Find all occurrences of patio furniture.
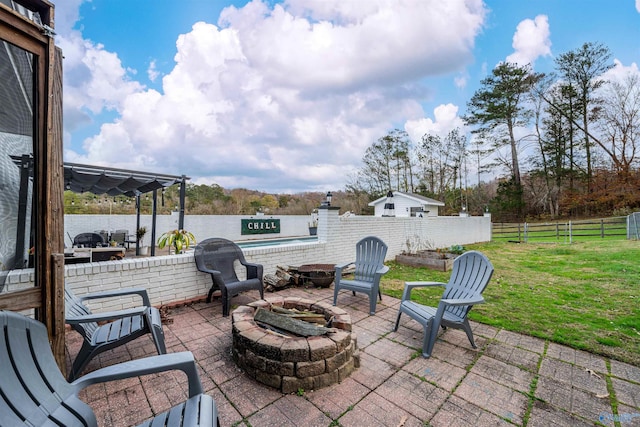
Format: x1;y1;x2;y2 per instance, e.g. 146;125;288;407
124;234;138;249
194;237;264;316
95;229;110;243
0;310;219;427
110;229;128;247
73;232;106;248
333;236;389;315
393;250;494;358
65;287;166;381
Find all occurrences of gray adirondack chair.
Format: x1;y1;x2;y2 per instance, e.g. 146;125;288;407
194;237;264;316
65;287;166;381
0;310;219;427
333;236;389;315
393;250;494;357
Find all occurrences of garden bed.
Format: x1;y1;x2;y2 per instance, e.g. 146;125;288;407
395;250;458;271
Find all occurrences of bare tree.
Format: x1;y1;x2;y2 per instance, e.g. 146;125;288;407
356;129;415;196
596;73;640;179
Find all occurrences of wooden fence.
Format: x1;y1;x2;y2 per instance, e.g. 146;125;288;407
492;216;630;243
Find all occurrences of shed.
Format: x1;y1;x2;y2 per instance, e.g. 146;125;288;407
368;191;444;217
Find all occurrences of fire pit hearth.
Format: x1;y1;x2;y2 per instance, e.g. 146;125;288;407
231;297;358;393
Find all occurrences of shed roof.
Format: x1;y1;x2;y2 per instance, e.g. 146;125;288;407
368;191;444;207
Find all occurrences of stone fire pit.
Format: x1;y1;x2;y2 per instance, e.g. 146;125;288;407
231;296;358;393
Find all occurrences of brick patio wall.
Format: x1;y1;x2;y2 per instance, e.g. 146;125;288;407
5;211;491;311
64;213;314;246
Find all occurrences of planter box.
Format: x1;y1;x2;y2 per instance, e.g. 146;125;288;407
395;253;454;271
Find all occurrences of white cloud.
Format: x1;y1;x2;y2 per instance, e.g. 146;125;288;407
505;15;551;66
601;59;640;84
454;74;468;89
405;104;465;143
636;0;640;13
147;60;160;82
59;0;487;192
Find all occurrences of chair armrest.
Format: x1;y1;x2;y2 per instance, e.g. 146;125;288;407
433;296;485;327
335;262;353;271
334;262;354;279
240;261;261;269
440;296;485;306
197;268;227;290
401;281;446;301
242;261;263;280
72;352;203;398
66;307;147;324
77;287;151;307
376;265;390;275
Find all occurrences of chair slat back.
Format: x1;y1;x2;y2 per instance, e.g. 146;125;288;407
110;231;127;245
0;311;96;426
195;238;246;283
65;288;99;338
353;236;388;282
442;251;494;319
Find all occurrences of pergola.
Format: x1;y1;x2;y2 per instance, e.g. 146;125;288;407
63;162;190;256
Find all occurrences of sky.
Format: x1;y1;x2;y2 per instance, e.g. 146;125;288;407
54;0;640;194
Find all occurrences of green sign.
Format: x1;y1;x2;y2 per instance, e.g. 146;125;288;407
241;218;280;235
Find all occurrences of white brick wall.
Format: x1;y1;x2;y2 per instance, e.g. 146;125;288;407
64;213;313;246
8;211;490;312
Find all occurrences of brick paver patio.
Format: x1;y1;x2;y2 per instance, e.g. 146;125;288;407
66;286;640;427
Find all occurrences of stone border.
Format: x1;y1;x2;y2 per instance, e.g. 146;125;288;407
231;296;358;393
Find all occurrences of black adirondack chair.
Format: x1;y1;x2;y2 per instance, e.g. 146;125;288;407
194;237;264;316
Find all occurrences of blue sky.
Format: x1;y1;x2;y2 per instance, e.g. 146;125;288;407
54;0;640;193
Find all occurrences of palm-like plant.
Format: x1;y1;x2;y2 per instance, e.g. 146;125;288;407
157;229;196;254
136;226;147;246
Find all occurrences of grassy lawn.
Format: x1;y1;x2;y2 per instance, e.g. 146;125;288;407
381;240;640;366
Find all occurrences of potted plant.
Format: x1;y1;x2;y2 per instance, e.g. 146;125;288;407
157;229;196;254
136;226;148;255
308;219;318;236
308;210;319;235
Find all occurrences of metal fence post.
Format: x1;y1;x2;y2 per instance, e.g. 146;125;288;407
569;221;573;244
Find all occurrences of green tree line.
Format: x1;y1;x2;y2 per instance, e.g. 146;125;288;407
63;185;372;217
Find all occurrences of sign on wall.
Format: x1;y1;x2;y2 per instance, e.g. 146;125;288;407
241;218;281;235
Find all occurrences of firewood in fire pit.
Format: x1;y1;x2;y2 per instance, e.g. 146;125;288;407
271;306;326;324
254;308;330;336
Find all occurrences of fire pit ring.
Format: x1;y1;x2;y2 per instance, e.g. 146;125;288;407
298;264;336;288
231;297;358;393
